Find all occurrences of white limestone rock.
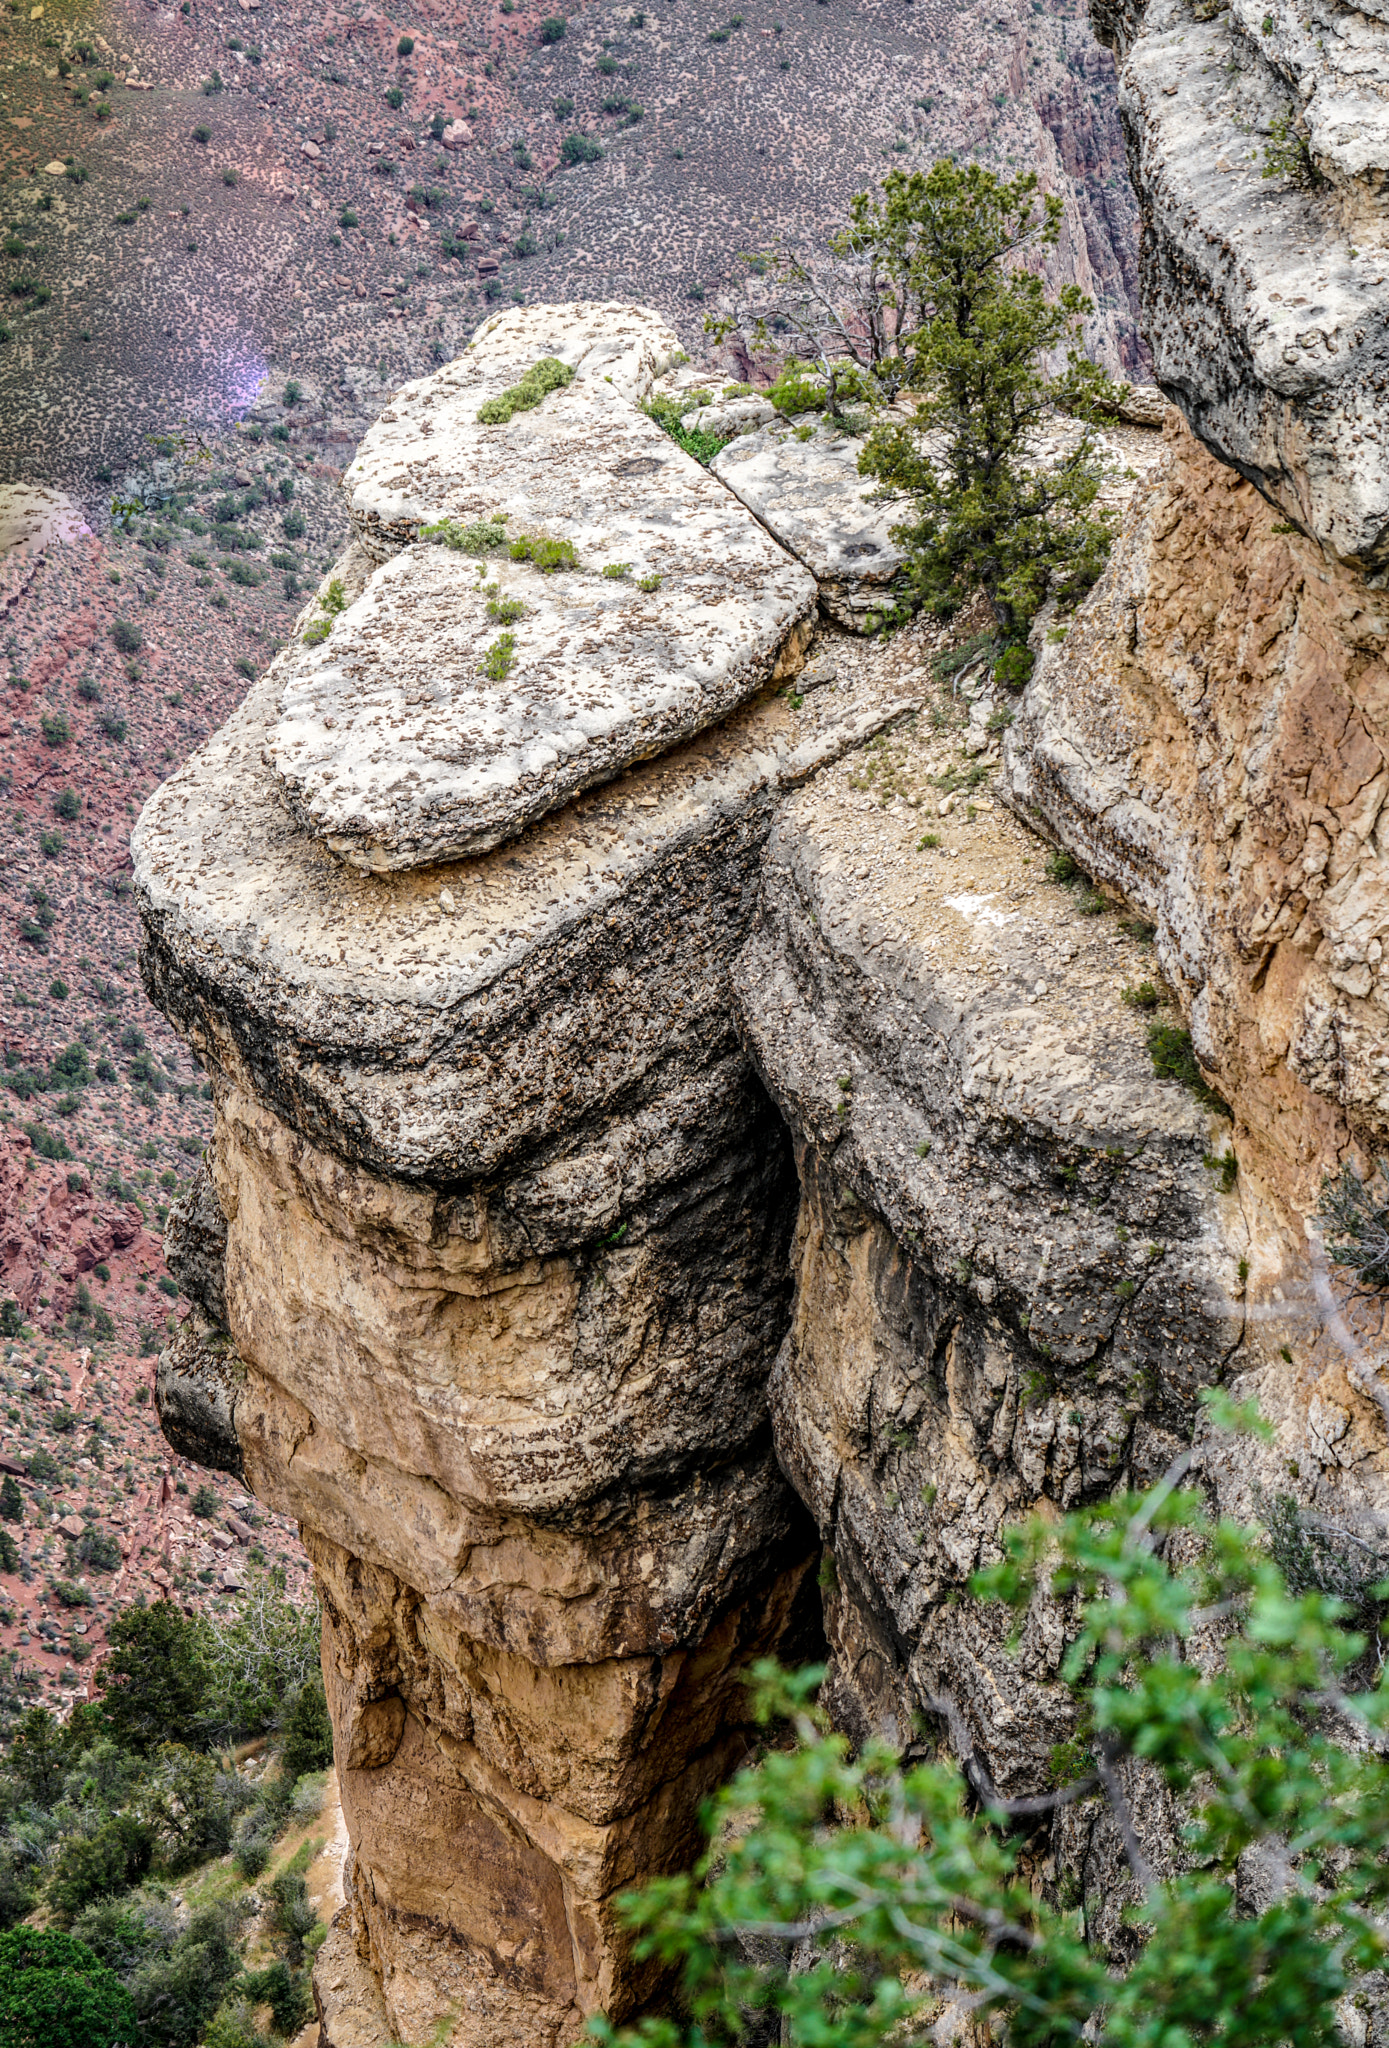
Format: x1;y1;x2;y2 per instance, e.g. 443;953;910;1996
711;420;908;631
344;301;687;558
1108;0;1389;566
685;394;778;437
270;305;817;870
270;529;814;871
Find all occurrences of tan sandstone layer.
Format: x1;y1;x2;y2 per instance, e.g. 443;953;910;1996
138;329;930;2037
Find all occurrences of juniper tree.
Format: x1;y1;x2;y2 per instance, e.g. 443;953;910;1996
856;160;1123;642
594;1395;1389;2048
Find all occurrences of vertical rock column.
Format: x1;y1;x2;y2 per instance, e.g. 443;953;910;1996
134;302;913;2048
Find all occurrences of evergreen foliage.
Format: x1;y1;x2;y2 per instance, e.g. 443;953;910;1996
594;1396;1389;2048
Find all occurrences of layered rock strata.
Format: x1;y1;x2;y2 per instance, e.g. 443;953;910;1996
136;305;923;2048
729;726;1251;1781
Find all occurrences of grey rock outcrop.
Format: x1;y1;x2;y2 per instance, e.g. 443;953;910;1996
711;420;909;631
272;305;816;871
1102;0;1389;565
729;727;1250;1775
133;312;925;2046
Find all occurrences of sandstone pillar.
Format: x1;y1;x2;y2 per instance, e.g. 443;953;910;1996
136;303;908;2046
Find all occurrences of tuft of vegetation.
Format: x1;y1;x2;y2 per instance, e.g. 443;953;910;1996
1319;1157;1389;1300
422;515;509;554
508;533;577;573
480;632;517;679
559;131;603;165
642;394;731;467
1262;109;1322;187
476;354;574;424
1146;1020;1230;1116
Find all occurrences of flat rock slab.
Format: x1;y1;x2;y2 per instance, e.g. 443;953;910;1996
135;623;919;1182
270;304;817;869
711;421;908;630
344;300;687;558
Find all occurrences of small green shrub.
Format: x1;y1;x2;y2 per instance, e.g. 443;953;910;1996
222;167;238;186
385;84;403;108
302;620;330;647
637;572;662;592
192;122;211;143
397;32;414;53
486;592;527;623
477;354;574;423
53;787;80;820
110;618;142;654
339;206;358;228
481;632;517;679
40;712;71;747
1146;1021;1230;1114
508;533;577;573
642;395;730;467
559;131;603;165
540;13;567;38
553;93;574;116
1121;980;1161;1010
993;642;1034;692
602;561;631;580
282;508;306;539
422;516;509;554
1319;1158;1389;1298
766;357;827;416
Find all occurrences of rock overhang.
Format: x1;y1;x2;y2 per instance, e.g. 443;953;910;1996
134;643;920;1184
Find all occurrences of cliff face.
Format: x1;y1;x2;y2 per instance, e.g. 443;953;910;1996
136;71;1389;2019
137;303;936;2047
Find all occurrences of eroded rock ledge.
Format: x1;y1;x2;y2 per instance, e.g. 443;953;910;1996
138;292;1389;2046
136;305;921;2048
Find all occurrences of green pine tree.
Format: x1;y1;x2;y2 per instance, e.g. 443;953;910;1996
0;1476;23;1525
593;1394;1389;2048
856;160;1124;644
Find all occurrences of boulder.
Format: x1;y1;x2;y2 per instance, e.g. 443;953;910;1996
269;305;817;869
711;419;908;630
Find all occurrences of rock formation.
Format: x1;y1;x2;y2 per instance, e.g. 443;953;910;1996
137;23;1389;2002
138;302;926;2047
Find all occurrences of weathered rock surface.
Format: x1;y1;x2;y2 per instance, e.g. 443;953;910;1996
712;420;908;631
271;306;817;871
1103;0;1389;565
731;734;1251;1775
133;365;926;2044
1006;417;1389;1207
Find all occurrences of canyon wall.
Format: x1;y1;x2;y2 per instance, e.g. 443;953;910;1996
134;17;1389;2012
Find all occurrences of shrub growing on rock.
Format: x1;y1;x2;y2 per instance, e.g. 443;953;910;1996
595;1405;1389;2048
855;162;1124;636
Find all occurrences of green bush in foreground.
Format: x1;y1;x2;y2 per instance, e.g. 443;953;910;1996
594;1393;1389;2048
0;1927;137;2048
